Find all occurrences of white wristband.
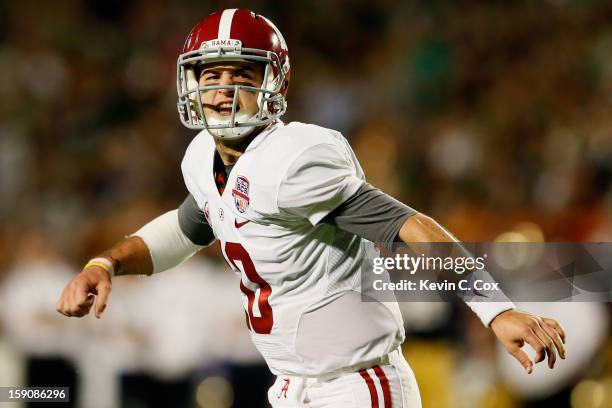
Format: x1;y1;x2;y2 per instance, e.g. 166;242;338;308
85;257;115;277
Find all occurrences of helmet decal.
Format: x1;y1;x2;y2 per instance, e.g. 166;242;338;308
218;9;237;40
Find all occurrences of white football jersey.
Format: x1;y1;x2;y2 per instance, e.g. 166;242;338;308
181;121;405;376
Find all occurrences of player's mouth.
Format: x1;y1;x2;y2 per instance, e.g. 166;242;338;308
213;102;240;116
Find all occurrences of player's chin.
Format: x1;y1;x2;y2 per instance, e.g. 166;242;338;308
203;114;228;127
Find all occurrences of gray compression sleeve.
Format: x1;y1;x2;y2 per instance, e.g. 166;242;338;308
324;183;416;249
178;194;216;246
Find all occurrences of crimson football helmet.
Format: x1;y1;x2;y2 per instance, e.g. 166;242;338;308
177;9;290;139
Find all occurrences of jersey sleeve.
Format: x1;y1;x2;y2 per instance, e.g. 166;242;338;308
178;194;216;246
277;142;365;225
323;183;417;249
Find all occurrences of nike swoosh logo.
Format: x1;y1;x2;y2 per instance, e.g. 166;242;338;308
235;219;250;229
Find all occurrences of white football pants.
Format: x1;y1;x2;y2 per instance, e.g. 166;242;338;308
267;349;422;408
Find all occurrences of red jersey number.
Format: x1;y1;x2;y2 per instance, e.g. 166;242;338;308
224;242;274;334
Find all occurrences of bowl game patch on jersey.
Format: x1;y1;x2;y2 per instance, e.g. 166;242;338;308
232;175;250;213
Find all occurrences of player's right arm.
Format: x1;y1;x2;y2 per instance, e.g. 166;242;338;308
56;194;215;319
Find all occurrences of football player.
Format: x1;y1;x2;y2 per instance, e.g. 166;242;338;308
57;9;566;407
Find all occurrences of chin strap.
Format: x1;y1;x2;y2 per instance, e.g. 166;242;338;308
209;124;256;139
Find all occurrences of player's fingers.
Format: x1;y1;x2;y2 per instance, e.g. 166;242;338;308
58;284;79;316
56;288;69;315
508;346;533;374
539;319;565;360
70;294;94;317
56;298;71;317
94;281;112;319
543;318;566;344
523;329;547;365
65;280;79;309
72;279;92;306
530;323;557;369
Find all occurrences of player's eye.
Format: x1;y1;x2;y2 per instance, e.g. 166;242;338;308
200;71;219;82
201;73;219;81
235;71;253;80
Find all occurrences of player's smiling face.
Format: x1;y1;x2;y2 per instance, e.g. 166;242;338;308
198;61;265;121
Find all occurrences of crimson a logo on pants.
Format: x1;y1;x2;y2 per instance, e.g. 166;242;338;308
277;378;290;399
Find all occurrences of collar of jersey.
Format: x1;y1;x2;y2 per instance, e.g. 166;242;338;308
244;119;284;153
203;120;283;200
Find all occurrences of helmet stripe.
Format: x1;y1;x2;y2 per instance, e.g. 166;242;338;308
218;8;238;40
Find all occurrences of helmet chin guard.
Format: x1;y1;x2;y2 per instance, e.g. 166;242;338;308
206;111;259;139
176;9;290;140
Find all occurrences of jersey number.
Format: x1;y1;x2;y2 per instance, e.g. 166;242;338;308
224;242;274;334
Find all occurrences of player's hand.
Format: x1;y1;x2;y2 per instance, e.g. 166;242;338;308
490;309;566;374
56;265;112;319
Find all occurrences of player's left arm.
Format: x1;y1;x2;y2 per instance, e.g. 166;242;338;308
398;213;566;374
325;183;565;373
280;138;565;373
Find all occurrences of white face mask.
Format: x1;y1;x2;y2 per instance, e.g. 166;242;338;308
177;55;289;136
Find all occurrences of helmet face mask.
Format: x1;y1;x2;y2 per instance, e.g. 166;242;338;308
176;10;290;140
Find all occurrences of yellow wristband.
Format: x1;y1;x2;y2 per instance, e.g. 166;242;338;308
85;257;115;276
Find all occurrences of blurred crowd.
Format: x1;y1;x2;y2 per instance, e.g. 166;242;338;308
0;0;611;407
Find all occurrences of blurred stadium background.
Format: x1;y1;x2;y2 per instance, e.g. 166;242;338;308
0;0;611;407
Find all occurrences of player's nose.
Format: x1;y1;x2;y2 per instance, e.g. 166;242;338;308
219;71;235;85
218;72;235;94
